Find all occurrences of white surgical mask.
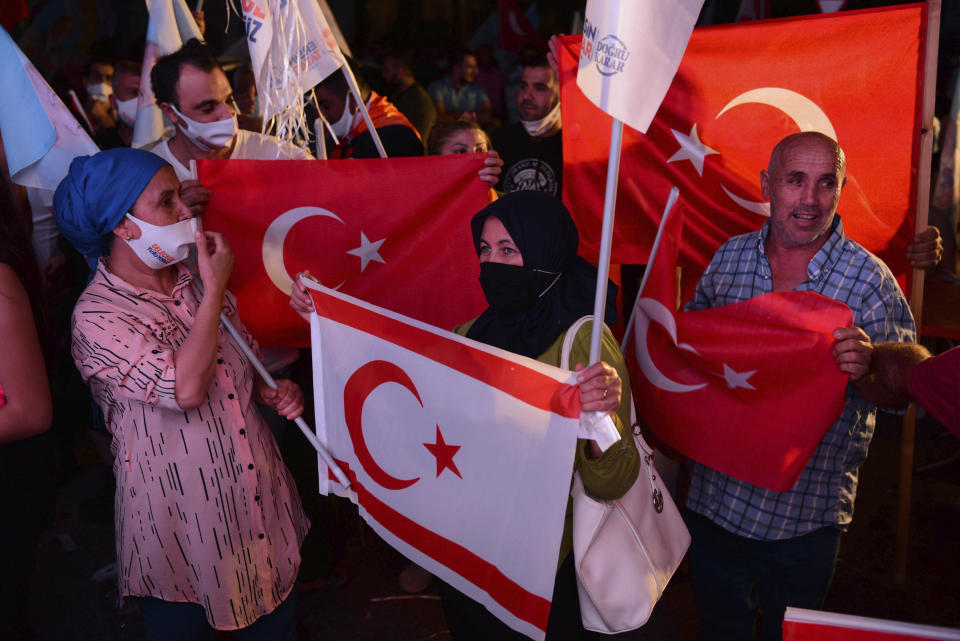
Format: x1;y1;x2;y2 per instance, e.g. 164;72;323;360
116;96;138;127
125;214;198;270
169;104;238;150
329;95;358;141
86;81;113;103
521;101;561;138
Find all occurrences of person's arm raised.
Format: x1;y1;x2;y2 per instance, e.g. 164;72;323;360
173;230;233;409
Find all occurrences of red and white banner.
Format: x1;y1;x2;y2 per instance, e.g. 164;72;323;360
783;607;960;641
559;4;927;299
198;155;492;346
307;283;581;641
625;197;853;491
577;0;703;134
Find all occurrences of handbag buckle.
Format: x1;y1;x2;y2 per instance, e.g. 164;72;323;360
652;488;664;513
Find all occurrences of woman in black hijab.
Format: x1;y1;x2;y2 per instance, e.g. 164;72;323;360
445;191;641;640
289;191;640;639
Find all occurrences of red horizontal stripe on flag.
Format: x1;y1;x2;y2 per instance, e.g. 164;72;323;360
336;461;551;631
311;288;580;419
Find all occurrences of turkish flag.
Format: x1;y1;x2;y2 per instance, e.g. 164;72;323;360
307;282;581;641
782;607;960;641
559;4;927;300
497;0;546;53
625;198;853;492
198;155;492;346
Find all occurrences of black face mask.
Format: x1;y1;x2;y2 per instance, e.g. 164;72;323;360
479;261;561;314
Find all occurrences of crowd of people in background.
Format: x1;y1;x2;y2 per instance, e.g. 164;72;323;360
1;3;959;641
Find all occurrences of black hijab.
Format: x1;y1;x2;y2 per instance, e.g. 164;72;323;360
466;191;619;359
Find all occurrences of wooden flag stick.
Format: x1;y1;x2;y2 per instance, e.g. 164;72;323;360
894;0;941;584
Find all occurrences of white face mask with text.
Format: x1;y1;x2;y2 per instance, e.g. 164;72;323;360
124;214;198;270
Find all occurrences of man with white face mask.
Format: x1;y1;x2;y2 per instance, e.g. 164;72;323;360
82;57;116;133
492;55;563;197
147;39;313;216
95;60;141;149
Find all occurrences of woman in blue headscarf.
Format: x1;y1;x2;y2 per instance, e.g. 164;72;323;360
55;148;309;641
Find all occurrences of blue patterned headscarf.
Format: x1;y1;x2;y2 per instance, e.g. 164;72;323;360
53;148;169;257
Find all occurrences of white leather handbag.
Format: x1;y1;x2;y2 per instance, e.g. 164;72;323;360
561;316;691;634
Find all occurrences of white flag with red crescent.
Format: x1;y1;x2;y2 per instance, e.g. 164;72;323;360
577;0;703;134
307;282;581;641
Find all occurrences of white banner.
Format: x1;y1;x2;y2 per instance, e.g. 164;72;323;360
576;0;703;134
241;0;343;123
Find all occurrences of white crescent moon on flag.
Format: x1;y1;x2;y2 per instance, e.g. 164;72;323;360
508;11;528;36
715;87;838;217
634;298;708;394
262;206;345;295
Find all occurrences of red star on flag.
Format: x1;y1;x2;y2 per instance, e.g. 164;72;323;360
423;426;462;479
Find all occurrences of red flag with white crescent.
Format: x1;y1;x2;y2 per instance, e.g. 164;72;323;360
497;0;546;53
307;282;581;641
625;198;853;492
558;4;927;300
198;155;492;346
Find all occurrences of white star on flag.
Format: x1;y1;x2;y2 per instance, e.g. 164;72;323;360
721;363;757;390
346;231;386;272
667;124;718;176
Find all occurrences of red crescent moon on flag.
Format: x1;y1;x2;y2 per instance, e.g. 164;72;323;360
343;360;422;490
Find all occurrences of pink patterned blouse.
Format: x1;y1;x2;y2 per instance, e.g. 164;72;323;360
71;260;309;629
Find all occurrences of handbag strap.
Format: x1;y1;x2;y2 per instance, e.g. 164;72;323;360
560;315;593;371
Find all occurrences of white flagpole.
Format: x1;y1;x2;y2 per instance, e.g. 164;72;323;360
186;265;350;488
341;65;388;159
217;314;350;488
588;118;623;363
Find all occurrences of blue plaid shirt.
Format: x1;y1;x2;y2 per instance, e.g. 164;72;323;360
685;216;915;540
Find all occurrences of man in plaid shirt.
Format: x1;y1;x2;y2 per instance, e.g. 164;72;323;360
684;132;915;641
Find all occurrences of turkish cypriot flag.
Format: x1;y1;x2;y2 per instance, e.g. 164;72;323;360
307;282;581;641
577;0;704;133
242;0;344;122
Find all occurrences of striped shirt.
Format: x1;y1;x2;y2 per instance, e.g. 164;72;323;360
72;260;309;629
685;217;914;540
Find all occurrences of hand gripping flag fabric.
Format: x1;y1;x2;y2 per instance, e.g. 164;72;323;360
132;0;202;149
576;0;703;134
307;283;581;641
197;154;492;347
783;607;960;641
0;26;98;190
624;199;853;492
559;4;928;299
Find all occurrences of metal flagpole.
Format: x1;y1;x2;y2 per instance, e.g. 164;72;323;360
187;266;351;488
583;117;625;449
588;118;623;363
341;64;388;159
